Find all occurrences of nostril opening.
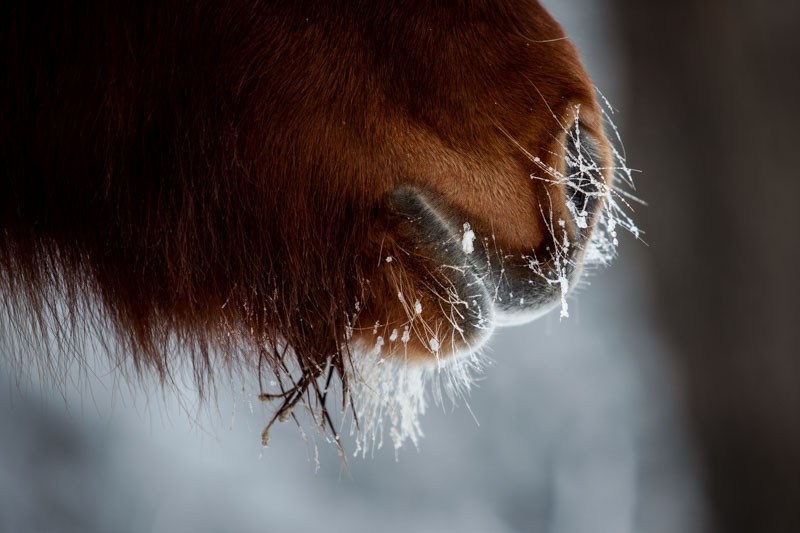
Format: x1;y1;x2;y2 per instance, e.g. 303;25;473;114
565;124;603;240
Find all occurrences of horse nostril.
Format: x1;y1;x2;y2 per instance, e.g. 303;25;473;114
565;124;604;242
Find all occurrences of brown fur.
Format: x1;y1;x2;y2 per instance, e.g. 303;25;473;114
1;1;607;433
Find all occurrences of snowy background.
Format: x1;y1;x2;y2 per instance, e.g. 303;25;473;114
8;0;797;531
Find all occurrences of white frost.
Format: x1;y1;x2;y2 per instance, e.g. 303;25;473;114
462;223;475;255
348;331;489;458
373;336;385;355
429;337;440;353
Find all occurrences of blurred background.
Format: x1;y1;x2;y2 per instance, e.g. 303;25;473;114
1;1;798;532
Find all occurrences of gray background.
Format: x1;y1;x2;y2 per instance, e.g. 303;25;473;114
2;1;798;532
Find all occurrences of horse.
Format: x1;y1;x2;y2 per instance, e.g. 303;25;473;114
1;0;633;450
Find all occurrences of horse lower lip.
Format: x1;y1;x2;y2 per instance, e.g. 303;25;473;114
477;251;581;327
493;304;555;326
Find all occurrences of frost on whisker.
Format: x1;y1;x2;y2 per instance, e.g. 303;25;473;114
346;332;489;460
252;263;491;461
345;247;493;458
523;92;643;316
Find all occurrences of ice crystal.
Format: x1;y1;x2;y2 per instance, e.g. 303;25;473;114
462;223;476;254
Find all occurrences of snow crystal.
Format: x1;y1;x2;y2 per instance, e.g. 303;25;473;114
373;336;384;355
462;223;475;254
429;337;440;353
